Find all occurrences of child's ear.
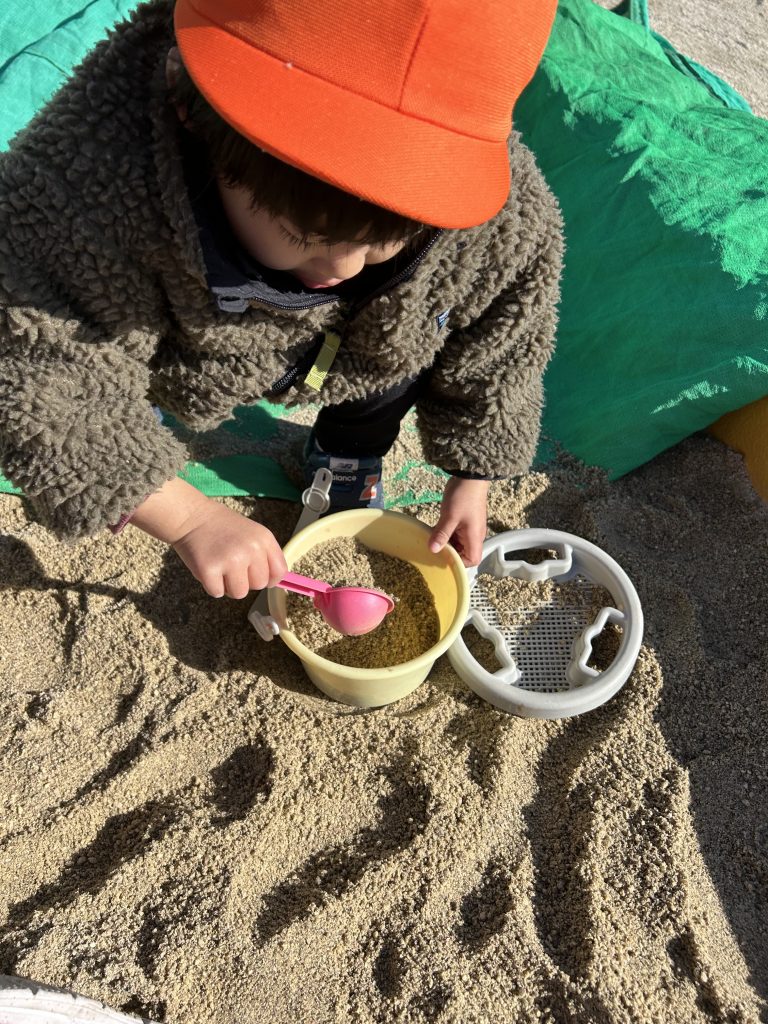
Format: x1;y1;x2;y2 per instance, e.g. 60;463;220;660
165;46;188;122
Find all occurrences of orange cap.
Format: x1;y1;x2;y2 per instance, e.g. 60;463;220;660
173;0;558;228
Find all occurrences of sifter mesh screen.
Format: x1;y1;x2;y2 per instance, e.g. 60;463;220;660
470;576;613;693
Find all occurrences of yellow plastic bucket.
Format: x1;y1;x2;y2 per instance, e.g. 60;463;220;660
268;509;470;707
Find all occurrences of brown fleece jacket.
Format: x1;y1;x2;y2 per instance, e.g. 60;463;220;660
0;1;563;540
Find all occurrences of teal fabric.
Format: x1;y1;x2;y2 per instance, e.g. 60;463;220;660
517;0;767;477
1;0;766;499
0;1;140;149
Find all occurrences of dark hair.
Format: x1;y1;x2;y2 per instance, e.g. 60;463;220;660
168;57;430;247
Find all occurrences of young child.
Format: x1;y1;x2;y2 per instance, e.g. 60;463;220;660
0;0;563;601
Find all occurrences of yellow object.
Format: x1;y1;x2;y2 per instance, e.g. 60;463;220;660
304;330;341;392
268;509;470;708
709;395;768;502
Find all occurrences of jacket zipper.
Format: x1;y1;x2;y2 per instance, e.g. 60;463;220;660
345;229;443;320
259;229;442;315
266;229;444;395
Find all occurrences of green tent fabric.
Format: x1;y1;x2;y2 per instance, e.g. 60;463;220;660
516;0;768;477
1;0;766;500
610;0;752;113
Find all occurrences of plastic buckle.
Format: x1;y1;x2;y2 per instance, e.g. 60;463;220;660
247;590;280;641
300;467;333;516
248;468;333;642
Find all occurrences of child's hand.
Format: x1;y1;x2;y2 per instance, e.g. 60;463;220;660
428;477;490;567
128;478;287;599
171;501;288;599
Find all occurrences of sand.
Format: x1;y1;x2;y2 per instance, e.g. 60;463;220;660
2;3;767;1020
285;538;439;668
1;434;767;1023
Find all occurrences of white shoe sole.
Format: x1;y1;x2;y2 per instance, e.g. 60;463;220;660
0;976;155;1024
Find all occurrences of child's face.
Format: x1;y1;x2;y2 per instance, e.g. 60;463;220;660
218;180;407;290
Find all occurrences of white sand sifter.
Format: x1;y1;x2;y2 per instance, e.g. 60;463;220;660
448;528;644;718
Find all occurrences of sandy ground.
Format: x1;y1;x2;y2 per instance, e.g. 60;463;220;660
2;438;767;1024
593;2;767;118
1;3;767;1022
648;0;767;117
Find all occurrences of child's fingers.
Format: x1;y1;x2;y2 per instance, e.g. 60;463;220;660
429;518;458;554
244;562;284;594
461;528;486;567
460;545;480;567
224;569;251;600
247;560;271;593
198;569;226;599
267;545;289;587
431;520;485;566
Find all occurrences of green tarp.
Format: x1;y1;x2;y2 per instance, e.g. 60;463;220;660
517;0;768;477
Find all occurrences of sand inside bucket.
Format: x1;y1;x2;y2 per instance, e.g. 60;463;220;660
285;536;440;668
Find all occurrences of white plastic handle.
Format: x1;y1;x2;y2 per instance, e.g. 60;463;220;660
457;607;520;686
248;467;334;641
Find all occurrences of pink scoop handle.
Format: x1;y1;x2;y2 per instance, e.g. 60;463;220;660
277;571;333;599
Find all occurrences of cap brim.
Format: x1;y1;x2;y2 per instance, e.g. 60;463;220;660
174;2;511;229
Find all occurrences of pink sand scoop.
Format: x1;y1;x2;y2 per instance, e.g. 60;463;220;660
276;571;395;636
